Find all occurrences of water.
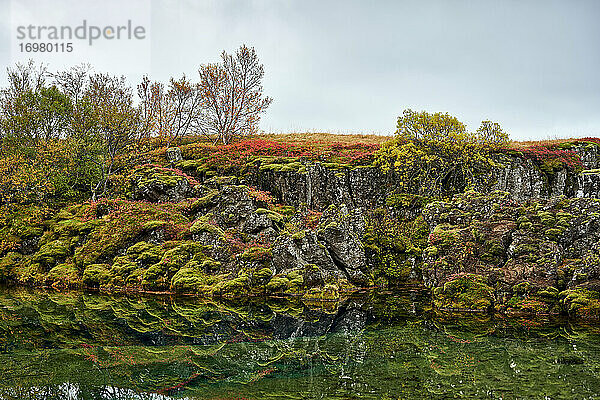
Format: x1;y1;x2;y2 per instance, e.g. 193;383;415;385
0;286;599;399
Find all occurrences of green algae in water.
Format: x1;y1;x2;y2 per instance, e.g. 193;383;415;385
0;287;599;399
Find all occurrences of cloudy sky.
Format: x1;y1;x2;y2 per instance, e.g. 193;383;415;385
1;0;599;139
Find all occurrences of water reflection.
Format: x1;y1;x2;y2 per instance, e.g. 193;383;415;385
0;287;599;399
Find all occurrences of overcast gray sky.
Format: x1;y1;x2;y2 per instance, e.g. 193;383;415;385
2;0;600;139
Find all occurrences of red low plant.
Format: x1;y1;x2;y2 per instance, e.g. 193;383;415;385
181;138;380;169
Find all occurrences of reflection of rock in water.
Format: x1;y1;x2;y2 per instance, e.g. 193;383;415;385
0;287;430;350
2;287;600;400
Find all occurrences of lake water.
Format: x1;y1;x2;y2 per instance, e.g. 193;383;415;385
0;286;599;399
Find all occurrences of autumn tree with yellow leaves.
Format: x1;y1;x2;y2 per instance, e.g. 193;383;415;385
376;109;509;197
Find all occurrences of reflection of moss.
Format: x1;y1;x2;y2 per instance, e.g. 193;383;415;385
560;288;600;318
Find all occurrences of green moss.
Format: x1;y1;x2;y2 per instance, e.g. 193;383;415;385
131;165;190;190
82;264;110;287
514;243;538;255
538;286;559;299
240;247;272;263
581;168;600;175
545;228;564;239
363;211;428;286
433;274;494;311
259;161;306;173
255;208;284;224
424;246;438;257
136;245;164;265
124;268;145;286
126;241;155;257
386;193;431;209
214;274;250;297
269;205;295;218
141;242;206;289
380;254;412;281
190;214;225;236
537;211;556;227
430;224;460;250
266;275;290;293
291;230;306;240
141;263;167;288
190;189;220;211
176;159;203;170
104;256;139;287
32;240;70;269
481;240;505;263
286;270;304;289
14;263;45;285
302;284;339;300
0;252;21;281
170;263;219;293
141;220;169;231
47;263;80;287
560;288;600;317
253;268;273;286
72;199;191;268
201;259;221;272
513;281;533;295
519;222;533;230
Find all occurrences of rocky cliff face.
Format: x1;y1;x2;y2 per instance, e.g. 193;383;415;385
250;163;390;210
489;152;600;201
245;149;600;210
238;145;600;317
2;141;600;318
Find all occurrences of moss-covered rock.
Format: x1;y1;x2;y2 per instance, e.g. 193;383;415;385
302;284;339;301
170;262;220;293
265;275;290;294
82;264;110;287
47;263;80;287
433;274;494;312
190;214;225;236
213;273;250;297
31;240;70;270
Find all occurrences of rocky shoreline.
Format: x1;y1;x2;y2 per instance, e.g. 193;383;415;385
1;138;600;319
